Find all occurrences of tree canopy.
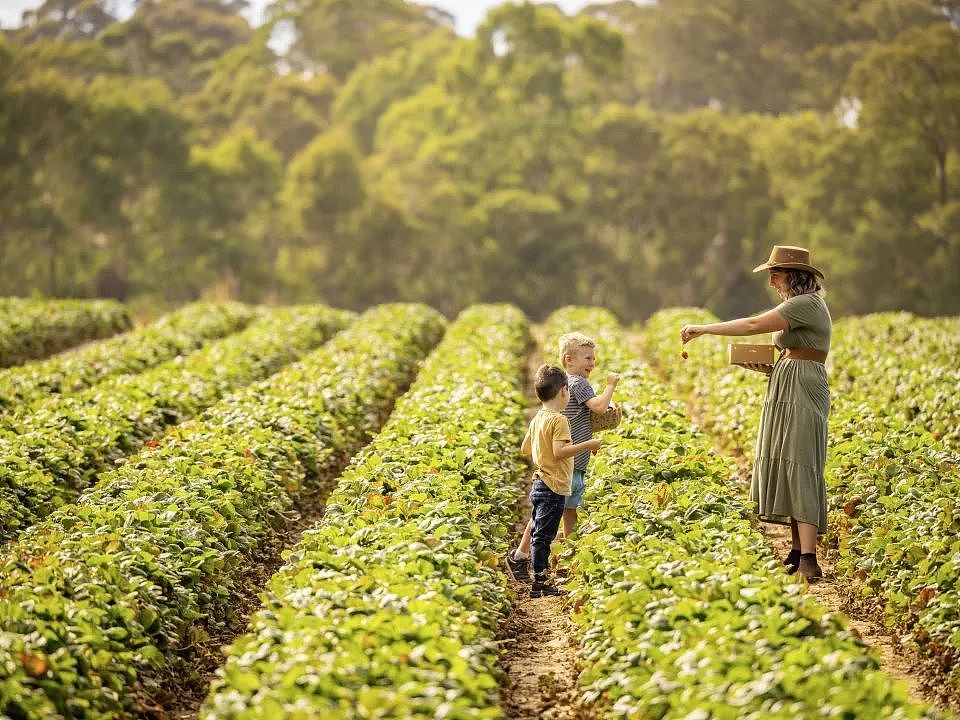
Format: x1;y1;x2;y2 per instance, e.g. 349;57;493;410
1;0;958;318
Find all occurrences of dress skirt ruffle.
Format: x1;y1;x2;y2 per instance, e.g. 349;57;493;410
749;358;830;533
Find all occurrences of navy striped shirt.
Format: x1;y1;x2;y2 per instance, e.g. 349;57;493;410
563;374;596;470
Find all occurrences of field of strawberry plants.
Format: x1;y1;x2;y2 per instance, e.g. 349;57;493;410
1;295;958;720
202;304;528;719
0;298;131;367
643;307;960;703
831;313;960;449
0;304;351;543
552;307;938;718
0;303;444;719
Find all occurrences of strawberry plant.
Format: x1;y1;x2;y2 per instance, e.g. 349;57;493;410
0;304;351;543
0;303;445;720
831;313;960;449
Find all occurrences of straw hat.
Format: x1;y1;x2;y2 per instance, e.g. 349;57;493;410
752;245;824;279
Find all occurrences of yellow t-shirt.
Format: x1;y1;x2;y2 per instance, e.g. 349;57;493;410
523;408;573;495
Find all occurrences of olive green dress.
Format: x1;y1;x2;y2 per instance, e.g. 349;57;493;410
749;292;832;533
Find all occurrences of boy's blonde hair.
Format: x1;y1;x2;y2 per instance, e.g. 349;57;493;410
558;332;595;367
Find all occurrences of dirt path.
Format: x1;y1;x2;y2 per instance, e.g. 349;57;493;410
497;328;597;720
498;592;590;720
751;485;938;707
625;332;957;715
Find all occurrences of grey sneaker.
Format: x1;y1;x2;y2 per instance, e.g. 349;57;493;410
504;552;530;582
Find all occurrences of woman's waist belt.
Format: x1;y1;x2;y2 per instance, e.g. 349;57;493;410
781;347;828;363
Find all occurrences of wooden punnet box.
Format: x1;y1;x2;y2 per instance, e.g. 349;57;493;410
729;343;777;366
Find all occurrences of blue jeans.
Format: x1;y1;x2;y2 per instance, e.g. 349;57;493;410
530;477;566;576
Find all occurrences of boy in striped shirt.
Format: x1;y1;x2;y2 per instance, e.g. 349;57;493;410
505;332;620;583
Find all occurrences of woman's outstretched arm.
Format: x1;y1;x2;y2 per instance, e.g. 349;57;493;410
681;307;788;344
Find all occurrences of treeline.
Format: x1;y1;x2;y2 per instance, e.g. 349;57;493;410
1;0;958;319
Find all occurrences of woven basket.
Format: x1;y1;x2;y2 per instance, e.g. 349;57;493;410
590;402;622;431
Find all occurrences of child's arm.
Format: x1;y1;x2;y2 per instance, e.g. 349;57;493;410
521;429;532;456
554;437;602;459
586;373;620;413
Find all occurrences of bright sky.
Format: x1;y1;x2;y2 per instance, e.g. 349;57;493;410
0;1;613;35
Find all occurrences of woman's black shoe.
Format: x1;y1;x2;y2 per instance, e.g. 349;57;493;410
797;553;823;582
783;548;801;574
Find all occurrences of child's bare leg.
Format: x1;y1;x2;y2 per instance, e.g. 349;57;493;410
515;519;533;557
562;508;578;538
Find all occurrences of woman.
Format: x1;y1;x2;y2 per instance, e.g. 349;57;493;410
680;245;831;581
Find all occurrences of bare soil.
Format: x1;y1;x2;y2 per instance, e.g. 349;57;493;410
498;592;594;720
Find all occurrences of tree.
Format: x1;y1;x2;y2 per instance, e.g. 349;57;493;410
333;29;455;152
190;31;339;159
753;112;945;315
850;23;960;206
100;0;253;95
0;58;192;299
277;128;367;304
598;0;848;112
15;0;116;43
469;188;584;317
179;128;284;299
645;112;773;316
267;0;451;81
58;75;192;300
581;103;663;316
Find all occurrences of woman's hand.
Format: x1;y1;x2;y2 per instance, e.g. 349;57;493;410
743;362;774;375
680;324;706;344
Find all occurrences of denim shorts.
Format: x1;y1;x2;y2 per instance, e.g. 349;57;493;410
564;469;587;509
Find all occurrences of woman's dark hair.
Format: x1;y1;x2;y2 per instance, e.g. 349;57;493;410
534;364;568;402
779;268;822;297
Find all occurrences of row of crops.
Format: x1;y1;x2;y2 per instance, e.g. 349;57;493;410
540;307;936;719
0;298;131;368
642;308;960;704
0;303;445;718
0;304;352;543
0;302;255;412
831;313;960;448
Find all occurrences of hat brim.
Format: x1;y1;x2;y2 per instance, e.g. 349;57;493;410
753;261;824;280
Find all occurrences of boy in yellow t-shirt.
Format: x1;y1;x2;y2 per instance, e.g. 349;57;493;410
519;364;601;598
